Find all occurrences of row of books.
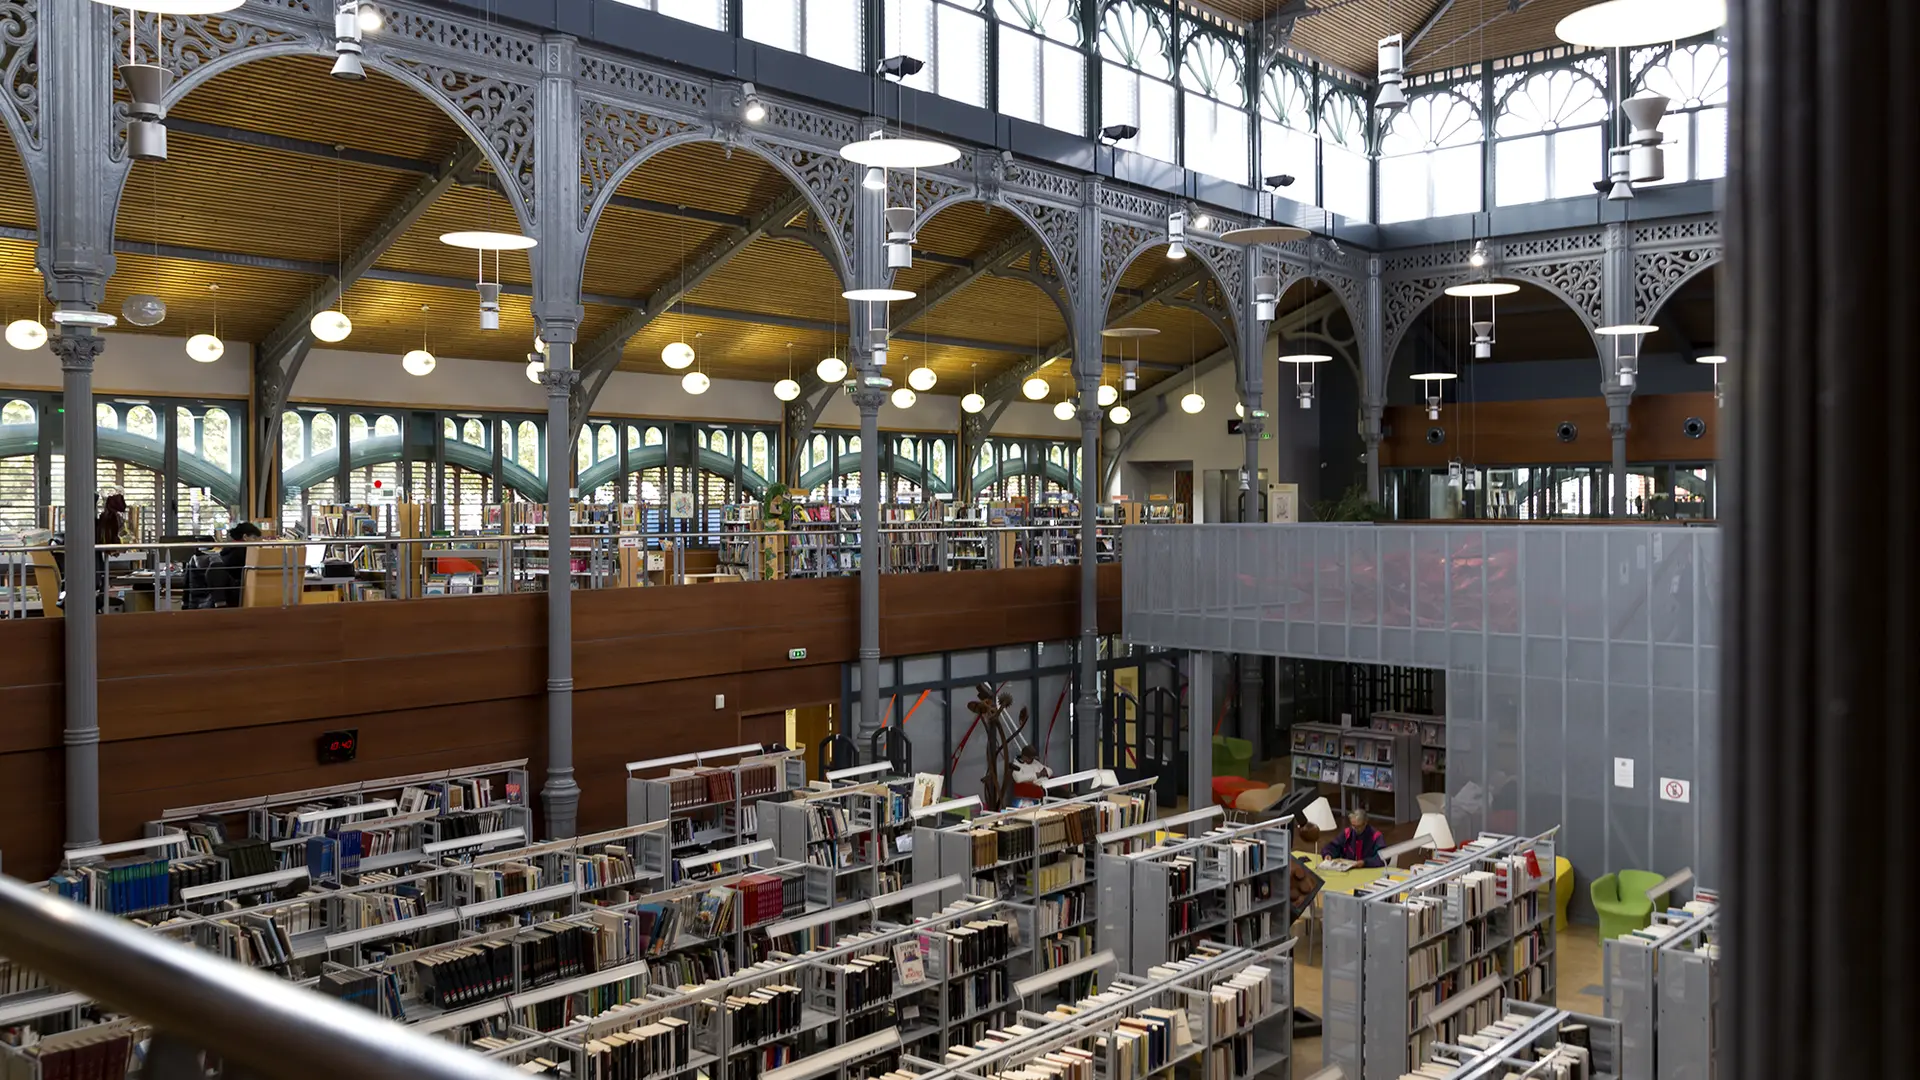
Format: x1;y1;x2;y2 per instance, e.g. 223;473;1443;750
0;1019;141;1080
738;764;781;799
693;888;737;938
1225;878;1276;918
1373;714;1447;748
1029;855;1088;896
1163;856;1199;898
573;846;640;890
582;1015;692;1080
432;810;511;841
47;857;177;916
798;804;853;842
1207;964;1274;1034
208;913;298;970
1034;890;1091;935
737;873;799;929
1101;1008;1193;1080
1445;870;1500;922
715;983;803;1042
1090;794;1150;834
666;770;737;810
337;887;430;930
836;954;895;1011
1342;763;1398;791
462;862;544;902
945;966;1009;1018
1209;836;1268;882
0;958;47;997
306;830;407;877
317;969;389;1014
939;919;1013;973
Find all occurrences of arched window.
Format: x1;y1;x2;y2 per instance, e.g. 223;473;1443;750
1180;30;1248;184
348;414;369;445
281;412;305;467
1;399;32;426
577;428;593;474
598;425;618;463
311;413;337;455
749;432;771;479
645;426;664;446
1260;62;1319;207
1100;1;1176;163
178;407;199;455
373;414;400;439
709;430;729;455
605;0;724;32
745;0;862;70
517;420;541;474
976;441;993;473
1318;86;1371;221
1632;41;1728;185
808;434;828;472
898;435;917;459
995;0;1085;134
125;406;158;440
202;408;231;472
886;0;989;107
627;425;643;450
463;419;486;447
930;439;948;484
1494;60;1608;206
1378;87;1484;223
96;404;118;430
443;417;458;440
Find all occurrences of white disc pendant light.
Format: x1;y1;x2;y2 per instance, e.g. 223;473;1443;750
1555;0;1725;47
1109;403;1132;425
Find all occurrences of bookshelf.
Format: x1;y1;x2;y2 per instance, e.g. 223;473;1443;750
1321;830;1560;1080
1369;711;1447;794
625;749;807;863
720;503;764;580
761;784;909;913
1094;818;1292;974
1603;891;1720;1080
1397;999;1621;1079
1288;723;1419;824
787;506;860;578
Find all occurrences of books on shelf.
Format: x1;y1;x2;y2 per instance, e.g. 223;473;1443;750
583;1015;691;1080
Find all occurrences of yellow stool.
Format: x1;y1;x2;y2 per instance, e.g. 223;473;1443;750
1554;856;1574;932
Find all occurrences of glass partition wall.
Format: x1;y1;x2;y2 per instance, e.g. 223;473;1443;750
1384;463;1715;521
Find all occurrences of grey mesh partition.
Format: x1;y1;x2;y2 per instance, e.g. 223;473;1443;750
1124;524;1720;910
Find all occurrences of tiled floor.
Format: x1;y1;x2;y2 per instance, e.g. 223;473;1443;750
1285;923;1607;1075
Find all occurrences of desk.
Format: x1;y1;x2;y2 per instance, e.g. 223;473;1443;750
1294;851;1388;896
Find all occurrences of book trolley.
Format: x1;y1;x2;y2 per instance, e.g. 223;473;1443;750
1321;831;1561;1080
1394;1000;1620;1079
1288;723;1420;824
1602;890;1720;1080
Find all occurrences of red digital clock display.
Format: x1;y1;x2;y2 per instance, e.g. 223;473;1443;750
318;729;359;764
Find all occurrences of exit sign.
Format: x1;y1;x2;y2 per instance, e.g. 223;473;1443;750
787;647;808;661
317;729;358;764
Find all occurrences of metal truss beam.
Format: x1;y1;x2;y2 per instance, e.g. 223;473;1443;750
572;187;813;420
890;233;1045;330
1405;0;1461;52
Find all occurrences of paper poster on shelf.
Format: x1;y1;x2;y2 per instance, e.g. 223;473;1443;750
1613;757;1635;788
669;492;694;519
1659;778;1691;803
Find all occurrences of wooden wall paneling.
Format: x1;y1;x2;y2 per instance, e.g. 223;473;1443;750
1097;564;1122;634
571;676;749;834
0;620;64;754
0;748;63;880
1628;392;1719;459
735;665;840;714
740;710;787;750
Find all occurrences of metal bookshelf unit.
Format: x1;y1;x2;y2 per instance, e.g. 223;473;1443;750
1289;722;1420;823
1603;890;1721;1080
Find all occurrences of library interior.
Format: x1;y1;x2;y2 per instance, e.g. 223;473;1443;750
0;0;1892;1077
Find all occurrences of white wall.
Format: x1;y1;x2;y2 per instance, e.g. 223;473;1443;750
0;331;252;399
812;385;1081;439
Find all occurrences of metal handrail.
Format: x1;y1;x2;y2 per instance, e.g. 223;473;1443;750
0;874;525;1080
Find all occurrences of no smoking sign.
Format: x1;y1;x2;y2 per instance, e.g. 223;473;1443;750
1660;777;1691;803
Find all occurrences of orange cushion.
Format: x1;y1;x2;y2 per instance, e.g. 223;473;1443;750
1212;776;1262;807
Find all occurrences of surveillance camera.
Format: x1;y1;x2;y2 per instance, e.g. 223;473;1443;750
877;55;925;79
1264;174;1296;189
1100;124;1140;143
1592;179;1611;194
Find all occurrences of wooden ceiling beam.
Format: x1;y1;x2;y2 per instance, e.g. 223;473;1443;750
1405;0;1462;52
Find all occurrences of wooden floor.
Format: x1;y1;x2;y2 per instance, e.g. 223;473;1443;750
1286;922;1608;1075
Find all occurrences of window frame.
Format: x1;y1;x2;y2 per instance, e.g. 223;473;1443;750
1491;57;1610;207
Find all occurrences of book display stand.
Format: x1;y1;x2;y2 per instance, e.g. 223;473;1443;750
1289;723;1420;824
1368;712;1447;795
1321;831;1560;1080
1603;890;1720;1080
1396;1000;1621;1079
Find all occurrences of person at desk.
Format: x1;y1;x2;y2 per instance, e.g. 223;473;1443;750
204;522;263;608
1321;807;1388;868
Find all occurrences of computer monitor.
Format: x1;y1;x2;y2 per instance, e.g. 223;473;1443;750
303;544;325;569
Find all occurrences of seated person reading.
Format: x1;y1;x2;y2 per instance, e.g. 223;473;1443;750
1320;808;1387;869
205;522;263;608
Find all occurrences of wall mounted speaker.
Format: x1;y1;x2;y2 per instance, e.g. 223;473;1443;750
1683;416;1706;439
1425;427;1445;445
1557;421;1579;443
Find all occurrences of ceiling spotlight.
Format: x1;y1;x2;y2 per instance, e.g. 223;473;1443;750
1097;384;1118;407
740;81;766;123
1192;212;1212;231
891;387;917;409
1053;399;1075;421
961;392;985;414
817;354;849;382
4;318;45;351
1468;240;1489;268
862;166;887;191
1263;174;1296;189
1376;34;1408;112
1411;371;1456;419
662;340;696;369
774;377;801;401
1472;320;1495;359
1166;210;1187;260
907;363;936;392
1180;392;1206;415
402;348;435;376
1254;274;1278;322
1555;0;1726;47
1109;404;1131;425
309;308;352;343
120;59;172;162
332;1;367;80
885;207;916;271
1022;376;1050;401
1622;93;1671;183
526;355;545;384
121;294;167;328
682;370;711;395
357;1;382;30
1099;124;1139;144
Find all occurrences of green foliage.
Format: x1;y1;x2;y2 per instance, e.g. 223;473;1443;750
761;482;794;523
1313;484;1388;522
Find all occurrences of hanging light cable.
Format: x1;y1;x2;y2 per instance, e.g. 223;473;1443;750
663;217;695;369
775;342;801;401
312;147;353;343
402;304;435;376
186;283;224;363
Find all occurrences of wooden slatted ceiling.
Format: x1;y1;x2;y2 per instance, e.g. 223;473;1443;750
1243;0;1610;76
1405;0;1599;75
167;56;464;162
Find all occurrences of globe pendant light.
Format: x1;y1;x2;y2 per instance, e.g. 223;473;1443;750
121;294;166;327
1022;375;1049;401
309;150;353;343
663;338;696;370
185;283;223;363
402;304;435;376
907;360;937;392
7;295;46;351
682;370;710;395
961;363;985;414
817;354;848;383
891;387;916;409
1096;383;1118;408
526;354;545;384
1109;403;1131;425
774;342;801;401
1053;397;1075;421
1180;391;1205;414
310;309;352;343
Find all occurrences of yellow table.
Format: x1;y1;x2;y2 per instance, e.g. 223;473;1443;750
1295;851;1389;896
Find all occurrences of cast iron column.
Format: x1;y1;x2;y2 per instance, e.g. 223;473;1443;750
1239;246;1265;523
1600;222;1635;517
532;35;584;839
1606;392;1631;518
1186;650;1212;819
853;121;886;736
1073;180;1103;756
41;0;117;849
1725;0;1920;1071
1362;256;1387;500
55;330;105;848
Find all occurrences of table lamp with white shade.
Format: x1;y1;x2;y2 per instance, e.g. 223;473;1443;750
1303;797;1337;832
1417;812;1456;851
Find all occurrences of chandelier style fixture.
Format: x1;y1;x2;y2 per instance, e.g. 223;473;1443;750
1699;354;1728;405
1445;280;1520;360
1284;352;1333;409
1101;326;1158;391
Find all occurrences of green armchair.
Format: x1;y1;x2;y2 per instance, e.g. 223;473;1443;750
1212;735;1253;780
1590;869;1671;939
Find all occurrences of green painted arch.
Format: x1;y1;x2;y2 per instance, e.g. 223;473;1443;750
0;426;243;504
280;436;544;502
970;456;1079;495
576;446;772;498
796;451;952;495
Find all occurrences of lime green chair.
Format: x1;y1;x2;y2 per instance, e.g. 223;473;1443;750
1590;869;1670;939
1212;735;1253;780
